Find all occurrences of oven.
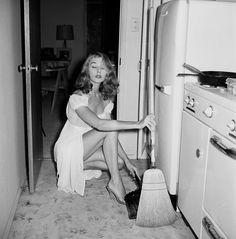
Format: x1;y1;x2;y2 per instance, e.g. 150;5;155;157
178;83;236;239
202;130;236;239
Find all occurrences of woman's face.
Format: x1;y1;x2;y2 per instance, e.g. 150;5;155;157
88;57;108;84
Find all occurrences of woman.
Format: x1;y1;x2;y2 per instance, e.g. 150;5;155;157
54;52;156;204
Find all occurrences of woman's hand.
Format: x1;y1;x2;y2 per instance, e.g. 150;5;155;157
138;114;156;131
125;160;140;180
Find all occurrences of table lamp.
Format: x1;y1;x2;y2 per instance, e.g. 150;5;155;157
56;25;74;48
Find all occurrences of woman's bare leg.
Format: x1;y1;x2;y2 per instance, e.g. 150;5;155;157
83;130;124;170
83;129;126;200
102;131;126;198
84;148;124;171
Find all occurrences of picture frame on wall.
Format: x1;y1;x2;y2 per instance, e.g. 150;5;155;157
56;48;72;61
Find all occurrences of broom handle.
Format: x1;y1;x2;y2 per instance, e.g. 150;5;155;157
148;6;156;168
150;132;155;167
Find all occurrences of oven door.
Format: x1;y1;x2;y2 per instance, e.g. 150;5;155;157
202;130;236;239
178;111;210;237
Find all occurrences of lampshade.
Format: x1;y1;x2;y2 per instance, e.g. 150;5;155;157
56;25;74;40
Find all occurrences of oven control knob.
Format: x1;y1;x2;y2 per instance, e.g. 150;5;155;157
203;106;214;118
189;98;195;107
184;96;190;104
227;120;236;131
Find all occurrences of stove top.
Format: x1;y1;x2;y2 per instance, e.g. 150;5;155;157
184;83;236;142
185;83;236;112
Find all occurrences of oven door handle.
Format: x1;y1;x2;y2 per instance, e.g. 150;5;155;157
202;216;225;239
210;136;236;160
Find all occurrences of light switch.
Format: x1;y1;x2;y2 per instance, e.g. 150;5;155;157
131;17;139;32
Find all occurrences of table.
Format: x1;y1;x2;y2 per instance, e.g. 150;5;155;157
41;63;69;112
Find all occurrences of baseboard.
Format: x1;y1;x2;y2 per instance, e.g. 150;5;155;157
2;183;24;239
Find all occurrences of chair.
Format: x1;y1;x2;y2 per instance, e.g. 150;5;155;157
41;66;69;112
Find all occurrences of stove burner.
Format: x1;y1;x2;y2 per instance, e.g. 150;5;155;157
200;84;214;88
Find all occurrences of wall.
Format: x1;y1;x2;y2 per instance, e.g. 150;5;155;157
0;0;26;238
117;0;144;158
40;0;86;85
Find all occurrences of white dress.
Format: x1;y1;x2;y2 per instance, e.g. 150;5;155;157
54;93;114;195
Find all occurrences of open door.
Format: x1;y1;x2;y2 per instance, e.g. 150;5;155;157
20;0;43;192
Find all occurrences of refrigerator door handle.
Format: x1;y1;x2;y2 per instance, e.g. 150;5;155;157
155;84;172;95
161;10;168;17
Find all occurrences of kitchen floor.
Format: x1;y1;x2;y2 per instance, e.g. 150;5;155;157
8;91;196;239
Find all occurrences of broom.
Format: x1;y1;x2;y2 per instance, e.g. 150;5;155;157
135;6;177;227
135;97;177;227
135;136;177;227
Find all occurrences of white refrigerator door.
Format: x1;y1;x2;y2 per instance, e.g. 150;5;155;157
154;0;188;195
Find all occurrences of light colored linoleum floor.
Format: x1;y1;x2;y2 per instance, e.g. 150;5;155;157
8;91;196;239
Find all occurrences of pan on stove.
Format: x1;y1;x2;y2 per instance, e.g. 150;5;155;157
177;63;236;87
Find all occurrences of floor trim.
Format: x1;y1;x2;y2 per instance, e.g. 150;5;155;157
3;184;23;239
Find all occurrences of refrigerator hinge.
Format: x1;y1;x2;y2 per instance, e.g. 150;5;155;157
138;60;142;72
119;58;122;66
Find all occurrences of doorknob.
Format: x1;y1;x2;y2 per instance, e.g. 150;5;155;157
18;64;26;72
29;65;38;72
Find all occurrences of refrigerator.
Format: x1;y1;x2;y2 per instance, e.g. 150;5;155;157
138;0;236;198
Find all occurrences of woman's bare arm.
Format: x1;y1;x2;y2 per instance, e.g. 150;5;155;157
75;106;155;132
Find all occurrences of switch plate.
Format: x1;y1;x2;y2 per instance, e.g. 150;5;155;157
130;17;139;32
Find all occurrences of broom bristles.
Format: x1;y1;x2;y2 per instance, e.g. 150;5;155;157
136;168;177;227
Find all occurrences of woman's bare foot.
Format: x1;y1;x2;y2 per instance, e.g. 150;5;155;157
106;180;126;204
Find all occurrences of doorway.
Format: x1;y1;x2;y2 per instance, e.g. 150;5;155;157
40;0;120;159
86;0;120;119
86;0;120;65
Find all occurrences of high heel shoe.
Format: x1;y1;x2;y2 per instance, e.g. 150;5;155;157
106;185;126;205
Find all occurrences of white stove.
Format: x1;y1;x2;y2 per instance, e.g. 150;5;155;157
178;83;236;239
